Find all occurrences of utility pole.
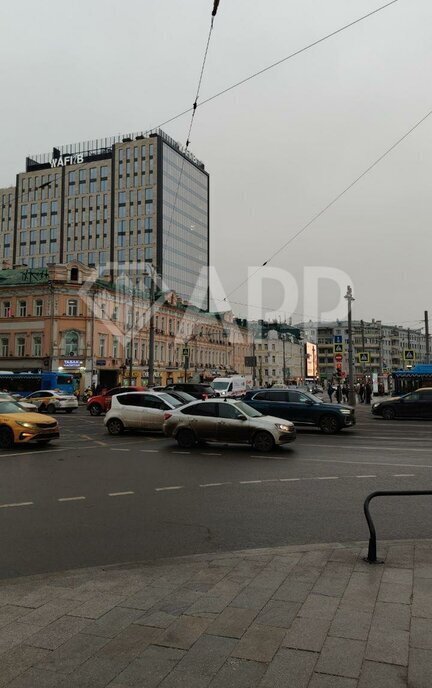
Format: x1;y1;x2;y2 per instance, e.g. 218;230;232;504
425;311;430;364
252;337;256;387
361;319;365;379
148;273;155;386
407;327;411;347
345;286;356;406
128;288;135;385
280;334;287;384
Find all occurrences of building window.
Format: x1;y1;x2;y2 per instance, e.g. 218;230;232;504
65;331;79;355
67;299;78;316
32;335;42;357
16;337;25;357
112;336;119;358
99;335;106;357
34;299;43;317
0;337;8;356
2;301;11;317
18;301;27;317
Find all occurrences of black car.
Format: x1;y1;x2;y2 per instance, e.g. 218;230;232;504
372;388;432;420
164;383;217;400
243;388;355;434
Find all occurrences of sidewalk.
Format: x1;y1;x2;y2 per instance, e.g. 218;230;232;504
0;540;430;687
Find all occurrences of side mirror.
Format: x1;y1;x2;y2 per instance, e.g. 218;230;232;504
237;415;247;421
306;400;314;405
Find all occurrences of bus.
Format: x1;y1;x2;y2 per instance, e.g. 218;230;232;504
0;372;75;396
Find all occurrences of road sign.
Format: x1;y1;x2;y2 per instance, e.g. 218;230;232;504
334;343;343;353
335;353;343;362
334;335;343;343
404;349;415;361
358;352;370;363
182;347;190;357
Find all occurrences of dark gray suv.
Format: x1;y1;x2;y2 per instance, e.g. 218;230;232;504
164;383;217;400
243;388;355;433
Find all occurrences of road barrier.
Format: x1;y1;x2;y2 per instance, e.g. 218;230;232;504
363;490;432;563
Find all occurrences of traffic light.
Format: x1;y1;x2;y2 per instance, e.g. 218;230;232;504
336;368;342;377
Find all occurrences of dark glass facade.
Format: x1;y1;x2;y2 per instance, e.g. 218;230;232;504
159;141;209;310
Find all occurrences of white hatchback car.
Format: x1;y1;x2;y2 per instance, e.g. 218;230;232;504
104;391;184;435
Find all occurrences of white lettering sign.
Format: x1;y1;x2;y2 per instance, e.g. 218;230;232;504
50;153;84;168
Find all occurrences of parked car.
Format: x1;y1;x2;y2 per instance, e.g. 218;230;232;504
372;387;432;420
0;400;59;449
87;386;146;416
243;388;355;433
163;399;296;451
164;383;217;400
25;390;78;414
211;376;247;398
0;392;37;412
160;390;196;405
104;391;185;434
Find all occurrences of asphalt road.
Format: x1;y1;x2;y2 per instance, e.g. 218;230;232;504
1;404;432;578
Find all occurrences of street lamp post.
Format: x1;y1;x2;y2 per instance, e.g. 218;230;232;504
280;334;287;384
345;286;356;406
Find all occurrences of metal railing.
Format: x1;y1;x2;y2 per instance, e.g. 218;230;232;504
363;490;432;563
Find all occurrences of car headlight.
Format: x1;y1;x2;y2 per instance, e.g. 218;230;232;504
372;403;380;409
16;421;38;429
340;409;351;414
275;423;292;432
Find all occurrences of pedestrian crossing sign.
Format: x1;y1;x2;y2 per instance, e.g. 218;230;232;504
334;343;343;353
358;352;370;363
404;349;415;361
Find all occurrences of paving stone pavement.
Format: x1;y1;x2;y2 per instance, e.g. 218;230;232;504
0;539;431;687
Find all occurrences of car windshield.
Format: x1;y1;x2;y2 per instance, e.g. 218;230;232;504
212;381;229;390
0;393;14;401
235;401;262;418
159;393;183;407
0;401;26;414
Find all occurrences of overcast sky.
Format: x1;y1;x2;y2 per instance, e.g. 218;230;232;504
1;0;431;328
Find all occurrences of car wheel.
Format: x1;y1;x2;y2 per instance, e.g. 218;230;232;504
176;428;197;449
0;426;14;450
107;418;124;435
89;403;102;416
38;405;45;414
65;409;74;414
319;415;340;434
46;404;56;414
382;407;396;420
252;430;275;452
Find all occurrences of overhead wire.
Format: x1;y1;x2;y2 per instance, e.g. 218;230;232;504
148;0;401;133
223;106;432;301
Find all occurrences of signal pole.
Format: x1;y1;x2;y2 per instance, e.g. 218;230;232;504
345;286;356;406
425;311;430;364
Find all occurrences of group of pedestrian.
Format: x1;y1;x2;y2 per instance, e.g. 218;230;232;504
326;381;349;404
327;380;373;404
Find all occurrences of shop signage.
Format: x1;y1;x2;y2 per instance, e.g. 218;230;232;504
50;153;84;168
95;359;106;366
63;359;82;368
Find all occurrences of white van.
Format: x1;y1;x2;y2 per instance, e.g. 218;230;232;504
212;376;247;398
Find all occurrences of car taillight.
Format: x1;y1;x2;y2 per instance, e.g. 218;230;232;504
163;412;172;421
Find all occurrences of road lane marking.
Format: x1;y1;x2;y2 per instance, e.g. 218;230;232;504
279;478;300;482
356;475;376;478
200;482;231;487
393;474;416;477
172;451;191;455
306;458;432;469
140;449;160;453
315;476;339;480
240;480;262;484
201;452;222;456
304;443;432;453
108;491;135;496
58;496;86;502
155;486;184;491
0;501;33;508
94;441;108;446
110;448;131;452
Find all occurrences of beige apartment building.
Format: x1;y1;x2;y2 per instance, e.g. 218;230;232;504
0;262;251;391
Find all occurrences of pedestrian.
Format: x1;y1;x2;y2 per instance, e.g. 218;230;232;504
335;382;342;404
342;382;349;403
365;382;372;404
327;382;335;403
359;383;365;403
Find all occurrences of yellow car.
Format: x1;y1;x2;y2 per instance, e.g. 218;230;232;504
0;400;59;450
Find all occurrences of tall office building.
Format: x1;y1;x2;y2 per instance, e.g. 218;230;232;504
0;129;209;309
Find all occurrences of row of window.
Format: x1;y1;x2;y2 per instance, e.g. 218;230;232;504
0;335;43;357
0;299;79;318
